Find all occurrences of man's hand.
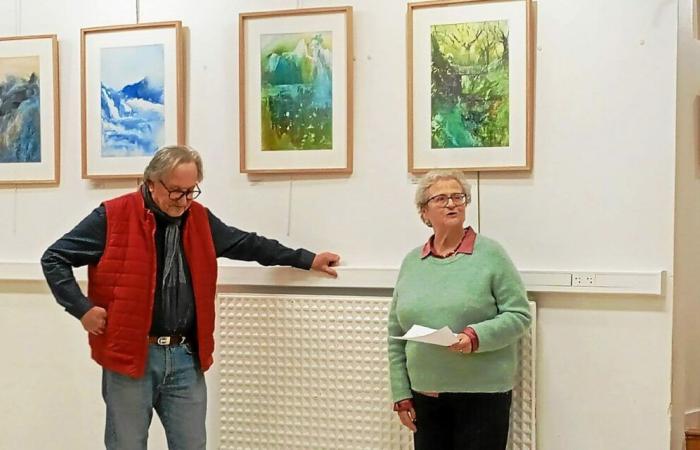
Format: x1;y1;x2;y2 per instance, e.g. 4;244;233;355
311;252;341;278
80;306;107;335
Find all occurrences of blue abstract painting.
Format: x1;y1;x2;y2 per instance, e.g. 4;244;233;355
100;44;164;157
0;56;41;163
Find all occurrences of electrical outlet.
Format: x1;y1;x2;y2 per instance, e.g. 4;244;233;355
572;273;596;287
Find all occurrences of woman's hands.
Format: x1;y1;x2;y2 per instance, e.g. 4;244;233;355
449;332;472;354
394;399;417;432
394;329;477;432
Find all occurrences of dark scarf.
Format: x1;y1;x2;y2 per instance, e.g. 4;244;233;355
142;185;192;333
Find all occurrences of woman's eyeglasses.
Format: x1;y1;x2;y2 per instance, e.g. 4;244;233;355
426;193;468;207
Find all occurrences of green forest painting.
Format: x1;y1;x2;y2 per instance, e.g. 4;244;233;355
260;31;332;151
431;20;509;149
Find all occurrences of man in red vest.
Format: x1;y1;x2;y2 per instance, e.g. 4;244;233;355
41;145;340;450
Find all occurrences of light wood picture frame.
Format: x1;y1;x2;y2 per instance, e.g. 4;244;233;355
0;34;59;186
239;6;353;174
81;21;184;179
408;0;533;173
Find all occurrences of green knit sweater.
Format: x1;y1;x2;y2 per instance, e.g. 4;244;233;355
388;234;531;402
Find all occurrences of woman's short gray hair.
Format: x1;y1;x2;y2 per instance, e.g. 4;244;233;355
143;145;204;182
415;169;472;212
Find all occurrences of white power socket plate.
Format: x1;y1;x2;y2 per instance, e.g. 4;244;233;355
572;273;596;286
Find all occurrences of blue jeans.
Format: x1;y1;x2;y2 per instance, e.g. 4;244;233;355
102;343;207;450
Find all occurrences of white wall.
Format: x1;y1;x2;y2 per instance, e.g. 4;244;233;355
483;1;677;448
0;0;678;449
672;0;700;447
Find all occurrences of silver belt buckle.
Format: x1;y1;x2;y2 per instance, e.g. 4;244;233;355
157;336;170;345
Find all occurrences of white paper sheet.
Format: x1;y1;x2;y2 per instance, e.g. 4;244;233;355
391;325;459;346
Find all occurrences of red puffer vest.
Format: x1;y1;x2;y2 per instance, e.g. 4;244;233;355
87;191;218;378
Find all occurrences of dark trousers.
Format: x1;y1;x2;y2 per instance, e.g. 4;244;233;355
412;390;512;450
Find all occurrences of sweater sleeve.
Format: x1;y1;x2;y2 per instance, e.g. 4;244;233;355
470;242;531;353
387;271;412;402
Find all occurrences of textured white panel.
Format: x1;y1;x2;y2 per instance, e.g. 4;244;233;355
218;294;536;450
509;301;537;450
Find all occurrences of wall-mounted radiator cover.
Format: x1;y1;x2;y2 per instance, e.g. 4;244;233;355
218;294;536;450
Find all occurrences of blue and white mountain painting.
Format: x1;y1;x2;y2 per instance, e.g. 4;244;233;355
0;56;41;163
100;44;165;157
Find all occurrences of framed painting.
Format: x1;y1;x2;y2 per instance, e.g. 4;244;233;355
81;21;184;179
408;0;533;173
239;6;353;174
0;34;59;186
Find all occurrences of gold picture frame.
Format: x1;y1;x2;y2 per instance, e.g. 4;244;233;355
239;6;353;174
407;0;534;173
81;21;185;179
0;34;60;186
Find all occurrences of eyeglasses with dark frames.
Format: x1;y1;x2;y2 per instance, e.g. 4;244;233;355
159;180;202;201
425;193;469;207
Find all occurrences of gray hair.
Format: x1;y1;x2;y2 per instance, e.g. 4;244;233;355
143;145;204;182
415;170;472;226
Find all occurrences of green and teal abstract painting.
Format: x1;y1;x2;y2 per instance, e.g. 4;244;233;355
431;20;509;149
260;32;332;151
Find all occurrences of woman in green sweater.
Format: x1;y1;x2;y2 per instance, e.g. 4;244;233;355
388;170;531;450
